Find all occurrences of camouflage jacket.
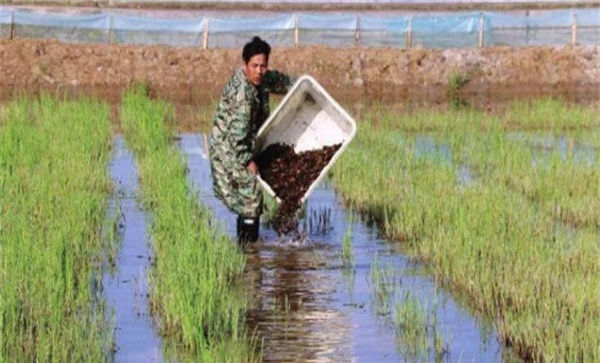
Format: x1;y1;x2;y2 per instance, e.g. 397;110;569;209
209;67;295;216
210;67;296;167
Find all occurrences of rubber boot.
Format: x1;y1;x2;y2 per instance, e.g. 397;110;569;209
237;215;260;243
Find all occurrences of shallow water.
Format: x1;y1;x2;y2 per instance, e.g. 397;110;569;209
104;136;164;363
180;133;514;363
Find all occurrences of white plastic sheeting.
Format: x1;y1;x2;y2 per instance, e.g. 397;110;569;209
0;8;12;39
411;12;482;48
14;10;110;43
112;14;204;46
486;10;574;46
1;7;598;48
575;8;600;45
359;15;409;47
298;14;358;46
208;14;295;48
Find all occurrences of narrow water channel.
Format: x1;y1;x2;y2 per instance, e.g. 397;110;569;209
104;136;164;363
180;133;513;363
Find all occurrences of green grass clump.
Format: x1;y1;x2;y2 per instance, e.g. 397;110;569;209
0;96;113;361
333;98;600;361
120;86;257;362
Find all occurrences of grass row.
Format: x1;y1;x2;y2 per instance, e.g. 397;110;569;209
120;87;257;362
332;98;600;361
0;97;114;362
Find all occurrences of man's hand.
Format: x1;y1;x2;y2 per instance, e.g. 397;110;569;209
248;160;259;175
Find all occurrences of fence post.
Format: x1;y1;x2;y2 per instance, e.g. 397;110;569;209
355;14;360;47
9;11;14;40
294;14;299;47
571;11;577;45
107;14;112;44
407;15;412;48
478;12;484;48
203;18;209;50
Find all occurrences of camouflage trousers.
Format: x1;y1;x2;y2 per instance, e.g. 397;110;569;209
210;156;263;218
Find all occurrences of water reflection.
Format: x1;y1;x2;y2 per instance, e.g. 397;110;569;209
180;133;511;363
508;133;597;165
104;136;163;363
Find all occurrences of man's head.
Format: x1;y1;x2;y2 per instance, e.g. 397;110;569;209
243;36;271;86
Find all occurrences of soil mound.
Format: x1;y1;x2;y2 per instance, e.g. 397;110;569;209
1;39;598;107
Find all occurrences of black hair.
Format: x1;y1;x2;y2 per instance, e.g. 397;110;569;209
242;36;271;64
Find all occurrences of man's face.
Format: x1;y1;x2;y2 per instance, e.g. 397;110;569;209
244;53;268;86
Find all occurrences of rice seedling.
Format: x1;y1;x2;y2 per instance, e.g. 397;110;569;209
370;254;397;317
394;291;429;360
308;206;333;235
341;214;355;270
120;86;258;362
0;96;113;361
333;98;600;361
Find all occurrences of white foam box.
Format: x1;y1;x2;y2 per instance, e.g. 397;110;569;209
254;75;357;204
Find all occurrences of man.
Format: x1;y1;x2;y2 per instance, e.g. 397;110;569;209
209;36;296;243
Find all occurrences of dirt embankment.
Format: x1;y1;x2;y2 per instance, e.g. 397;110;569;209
1;39;598;108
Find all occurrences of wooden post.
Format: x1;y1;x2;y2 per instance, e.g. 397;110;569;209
202;18;209;50
9;11;15;40
571;11;577;45
107;14;112;44
294;14;299;47
406;16;412;48
355;15;360;47
478;12;484;48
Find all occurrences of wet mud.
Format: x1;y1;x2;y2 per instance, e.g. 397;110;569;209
255;142;341;234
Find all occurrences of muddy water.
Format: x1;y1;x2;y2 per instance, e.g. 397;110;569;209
180;133;514;363
104;136;164;363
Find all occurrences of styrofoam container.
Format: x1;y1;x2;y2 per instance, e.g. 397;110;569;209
254;75;357;204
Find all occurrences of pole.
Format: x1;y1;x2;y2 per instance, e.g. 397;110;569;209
107;14;112;44
571;11;577;45
294;14;299;47
407;16;412;48
202;18;209;50
478;12;484;48
355;15;360;47
9;11;14;40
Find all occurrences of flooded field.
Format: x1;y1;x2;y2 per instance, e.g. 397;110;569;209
105;136;163;362
180;133;513;363
1;93;598;362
